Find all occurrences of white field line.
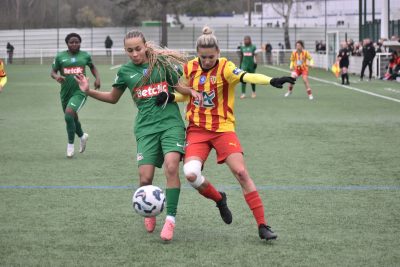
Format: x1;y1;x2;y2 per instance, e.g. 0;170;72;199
266;65;400;104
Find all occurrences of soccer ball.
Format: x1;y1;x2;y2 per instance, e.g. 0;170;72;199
132;185;165;217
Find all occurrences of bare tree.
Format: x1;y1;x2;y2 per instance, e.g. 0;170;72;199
269;0;294;49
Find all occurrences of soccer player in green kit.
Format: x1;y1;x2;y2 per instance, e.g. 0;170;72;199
75;30;200;242
51;33;101;158
239;36;258;99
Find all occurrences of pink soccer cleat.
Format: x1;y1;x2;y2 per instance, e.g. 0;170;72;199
160;218;175;241
144;217;156;233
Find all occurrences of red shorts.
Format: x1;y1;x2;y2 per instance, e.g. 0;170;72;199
185;126;243;164
292;68;308;77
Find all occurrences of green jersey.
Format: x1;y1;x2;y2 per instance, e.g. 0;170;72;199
52;50;94;100
240;44;257;71
112;60;185;139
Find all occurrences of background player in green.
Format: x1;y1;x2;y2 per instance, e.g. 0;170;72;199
240;36;258;99
75;29;199;242
51;33;100;158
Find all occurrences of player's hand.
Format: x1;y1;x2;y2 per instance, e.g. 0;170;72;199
74;74;90;93
94;78;101;90
270;76;296;89
156;91;175;106
190;89;203;105
56;75;65;84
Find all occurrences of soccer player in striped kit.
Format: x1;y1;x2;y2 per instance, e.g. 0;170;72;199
171;26;295;241
285;40;314;100
0;59;8;93
51;33;101;158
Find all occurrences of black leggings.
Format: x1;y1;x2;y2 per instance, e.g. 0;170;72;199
360;60;373;79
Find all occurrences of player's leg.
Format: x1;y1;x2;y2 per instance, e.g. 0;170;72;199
241;81;247;99
302;74;313;100
67;94;89;155
342;66;349;85
159;126;185;241
251;83;256;98
183;128;232;224
224;152;277;240
64;106;76;158
136;133;161;233
285;71;298;97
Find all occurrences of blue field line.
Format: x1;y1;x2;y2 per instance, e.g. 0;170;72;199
0;184;399;191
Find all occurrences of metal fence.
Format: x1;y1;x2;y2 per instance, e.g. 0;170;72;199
361;19;400;41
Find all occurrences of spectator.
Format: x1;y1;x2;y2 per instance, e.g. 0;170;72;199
236;42;243;66
104;36;113;57
360;38;376;81
353;42;362;56
265;43;272;65
6;42;14;64
384;51;400;80
376;38;386;53
347;39;354;53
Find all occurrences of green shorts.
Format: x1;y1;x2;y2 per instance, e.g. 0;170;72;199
136;126;186;168
61;93;87;112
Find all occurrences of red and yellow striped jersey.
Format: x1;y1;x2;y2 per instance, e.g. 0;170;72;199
0;60;6;77
290;50;313;71
182;57;244;132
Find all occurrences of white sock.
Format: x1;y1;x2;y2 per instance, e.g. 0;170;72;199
68;143;74;149
166;215;175;224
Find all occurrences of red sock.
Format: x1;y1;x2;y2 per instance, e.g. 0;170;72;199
307;88;312;95
244;190;266;226
288;84;293;92
199;183;222;202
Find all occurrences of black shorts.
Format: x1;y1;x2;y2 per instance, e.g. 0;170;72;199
339;60;349;68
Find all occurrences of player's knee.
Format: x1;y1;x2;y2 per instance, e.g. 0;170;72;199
64;112;74;123
183;160;204;188
233;167;249;182
164;162;179;178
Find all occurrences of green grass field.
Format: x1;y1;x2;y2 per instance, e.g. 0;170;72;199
1;64;399;266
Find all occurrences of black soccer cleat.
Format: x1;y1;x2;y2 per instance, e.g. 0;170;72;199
216;192;232;224
258;224;278;240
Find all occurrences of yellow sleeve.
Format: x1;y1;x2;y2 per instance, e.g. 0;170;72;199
242;73;272;85
289;52;295;68
0;76;7;87
174;92;190;102
223;60;245;85
307;51;314;66
290;61;294;69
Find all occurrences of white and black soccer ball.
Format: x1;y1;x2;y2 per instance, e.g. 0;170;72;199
132;185;165;217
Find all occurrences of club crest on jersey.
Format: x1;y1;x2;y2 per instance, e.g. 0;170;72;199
134;81;168;99
143;68;148;75
63;66;84;75
233;68;242;75
194;91;215;108
199;75;207;85
71;57;76;63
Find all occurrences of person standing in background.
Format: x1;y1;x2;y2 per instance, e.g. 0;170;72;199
239;36;257;99
105;36;113;57
360;38;376;81
6;42;14;64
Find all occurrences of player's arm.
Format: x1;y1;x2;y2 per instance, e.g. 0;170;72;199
0;76;7;92
74;74;123;104
155;76;202;106
89;64;101;90
50;68;65;83
241;72;295;89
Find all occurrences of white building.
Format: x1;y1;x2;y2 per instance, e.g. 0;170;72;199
246;0;400;28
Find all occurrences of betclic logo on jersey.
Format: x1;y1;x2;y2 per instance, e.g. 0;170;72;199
134;81;168;99
63;67;84;75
